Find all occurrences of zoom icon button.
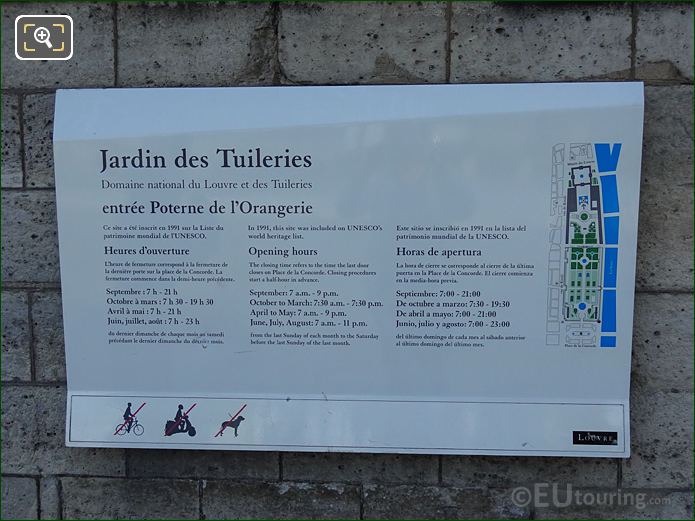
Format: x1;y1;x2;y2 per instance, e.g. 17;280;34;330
15;15;73;61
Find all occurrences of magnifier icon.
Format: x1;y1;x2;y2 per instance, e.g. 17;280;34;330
33;26;53;49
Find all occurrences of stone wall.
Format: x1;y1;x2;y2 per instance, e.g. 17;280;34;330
1;2;692;519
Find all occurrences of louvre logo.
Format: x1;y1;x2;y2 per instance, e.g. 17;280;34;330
573;431;618;445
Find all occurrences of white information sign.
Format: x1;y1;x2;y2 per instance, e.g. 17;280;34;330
55;83;644;456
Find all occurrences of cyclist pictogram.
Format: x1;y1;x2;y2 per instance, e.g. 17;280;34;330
114;402;146;436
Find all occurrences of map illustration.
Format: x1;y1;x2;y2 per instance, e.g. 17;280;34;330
547;143;622;348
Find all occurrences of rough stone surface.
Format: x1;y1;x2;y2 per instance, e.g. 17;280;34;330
117;3;275;87
535;489;694;519
283;452;439;484
636;4;694;81
1;3;114;89
451;4;631;82
623;390;694;488
61;477;198;519
1;190;60;283
1;93;22;188
279;2;446;84
636;86;694;291
441;456;617;488
1;385;125;476
1;477;38;520
23;94;55;188
39;476;61;520
363;484;528;519
32;291;66;381
1;291;31;382
128;449;278;480
203;481;360;519
632;293;693;393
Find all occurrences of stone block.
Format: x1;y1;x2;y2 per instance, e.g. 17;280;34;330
623;390;693;487
632;293;693;393
363;484;528;519
282;452;439;484
203;480;360;519
23;94;55;188
1;385;125;476
441;456;617;488
1;3;114;89
1;477;38;520
636;4;694;81
1;93;22;187
117;3;275;87
1;191;60;283
1;291;31;382
32;291;66;382
451;4;631;82
637;86;694;291
279;2;446;84
60;477;198;519
39;476;61;520
128;449;278;480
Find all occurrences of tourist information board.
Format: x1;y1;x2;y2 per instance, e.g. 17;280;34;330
54;83;644;456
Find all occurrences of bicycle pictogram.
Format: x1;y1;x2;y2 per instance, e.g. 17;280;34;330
114;402;146;436
115;416;144;436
